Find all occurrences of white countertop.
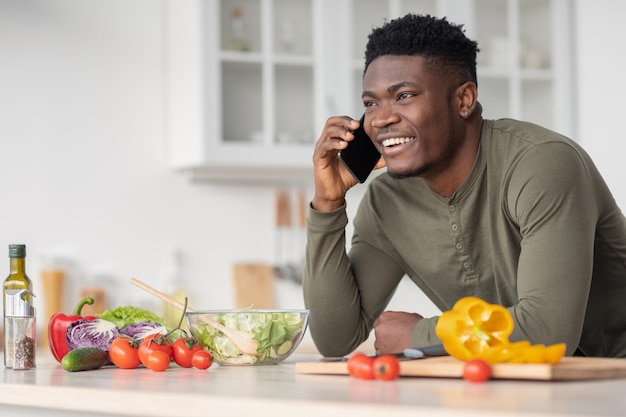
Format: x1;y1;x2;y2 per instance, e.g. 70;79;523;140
2;349;626;417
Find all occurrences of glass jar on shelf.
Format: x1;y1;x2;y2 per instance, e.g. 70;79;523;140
222;1;257;52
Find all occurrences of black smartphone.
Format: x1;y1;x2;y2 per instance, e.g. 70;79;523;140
339;115;381;183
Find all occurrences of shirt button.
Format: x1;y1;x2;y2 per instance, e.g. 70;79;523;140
451;223;459;232
449;204;457;212
456;242;464;250
462;261;471;269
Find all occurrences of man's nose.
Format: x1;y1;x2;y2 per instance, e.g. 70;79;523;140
371;106;401;129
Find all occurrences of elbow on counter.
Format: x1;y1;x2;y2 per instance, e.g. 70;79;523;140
307;314;370;358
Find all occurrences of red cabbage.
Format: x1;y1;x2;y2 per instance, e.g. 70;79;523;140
66;319;120;353
120;321;168;340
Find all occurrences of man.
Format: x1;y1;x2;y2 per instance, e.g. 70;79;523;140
303;14;626;358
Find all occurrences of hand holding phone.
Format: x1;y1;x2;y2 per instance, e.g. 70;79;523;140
339;115;381;183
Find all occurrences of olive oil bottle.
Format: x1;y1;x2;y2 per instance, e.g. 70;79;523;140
3;244;33;368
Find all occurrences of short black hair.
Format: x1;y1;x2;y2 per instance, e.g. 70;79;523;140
364;14;479;85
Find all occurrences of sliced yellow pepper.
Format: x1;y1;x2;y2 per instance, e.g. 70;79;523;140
491;340;532;363
435;296;566;364
491;341;567;364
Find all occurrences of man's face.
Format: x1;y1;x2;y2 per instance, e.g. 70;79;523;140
362;55;462;179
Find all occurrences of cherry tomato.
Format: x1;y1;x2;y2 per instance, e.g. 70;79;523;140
191;350;213;370
373;355;401;381
172;337;203;368
138;333;173;367
109;337;141;369
347;353;375;380
145;350;171;372
463;359;492;383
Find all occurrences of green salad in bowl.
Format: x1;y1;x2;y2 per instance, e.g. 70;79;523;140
186;309;309;365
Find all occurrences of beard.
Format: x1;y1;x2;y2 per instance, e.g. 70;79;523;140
387;163;430;179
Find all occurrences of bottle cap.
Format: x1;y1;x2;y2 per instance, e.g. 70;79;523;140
4;289;36;317
9;244;26;258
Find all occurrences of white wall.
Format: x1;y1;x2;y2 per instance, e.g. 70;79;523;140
0;0;296;317
1;0;624;343
575;0;626;208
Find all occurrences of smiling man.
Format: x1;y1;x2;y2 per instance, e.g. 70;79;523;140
303;14;626;358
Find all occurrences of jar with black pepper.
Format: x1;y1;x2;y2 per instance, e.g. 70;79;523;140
4;244;33;369
4;289;36;370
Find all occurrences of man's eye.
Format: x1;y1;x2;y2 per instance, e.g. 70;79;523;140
398;92;414;100
363;101;375;108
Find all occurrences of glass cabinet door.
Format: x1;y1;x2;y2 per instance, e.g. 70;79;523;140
218;0;316;148
474;0;560;132
519;0;553;129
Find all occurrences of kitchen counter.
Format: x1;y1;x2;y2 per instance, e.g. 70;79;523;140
2;350;626;417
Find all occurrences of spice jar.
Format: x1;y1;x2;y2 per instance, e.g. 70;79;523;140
4;289;36;370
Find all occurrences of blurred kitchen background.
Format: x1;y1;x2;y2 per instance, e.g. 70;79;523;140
1;0;625;347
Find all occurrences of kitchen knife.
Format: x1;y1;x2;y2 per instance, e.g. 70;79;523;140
402;343;448;359
321;343;448;362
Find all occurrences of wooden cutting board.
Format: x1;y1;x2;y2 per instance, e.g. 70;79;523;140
295;356;626;381
231;262;275;309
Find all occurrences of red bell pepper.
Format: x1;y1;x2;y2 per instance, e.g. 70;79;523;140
48;297;97;362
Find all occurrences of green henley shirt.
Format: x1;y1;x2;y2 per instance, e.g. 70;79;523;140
303;119;626;358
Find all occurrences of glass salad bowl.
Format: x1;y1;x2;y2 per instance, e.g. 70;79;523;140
185;309;309;365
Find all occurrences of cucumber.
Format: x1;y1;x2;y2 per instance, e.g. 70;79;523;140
61;347;108;372
277;340;293;356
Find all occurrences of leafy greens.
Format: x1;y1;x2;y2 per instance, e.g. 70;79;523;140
97;305;164;329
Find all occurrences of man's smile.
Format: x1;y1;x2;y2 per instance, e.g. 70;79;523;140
381;136;416;147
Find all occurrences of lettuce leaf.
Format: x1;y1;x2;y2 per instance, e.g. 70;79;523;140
97;305;164;329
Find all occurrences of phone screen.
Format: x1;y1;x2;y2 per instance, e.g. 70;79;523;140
339;115;381;183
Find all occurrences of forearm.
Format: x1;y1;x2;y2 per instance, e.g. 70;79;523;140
302;204;371;357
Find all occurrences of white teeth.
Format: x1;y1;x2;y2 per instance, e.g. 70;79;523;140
382;137;415;147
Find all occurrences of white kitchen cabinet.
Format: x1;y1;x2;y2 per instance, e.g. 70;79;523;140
166;0;323;184
165;0;574;184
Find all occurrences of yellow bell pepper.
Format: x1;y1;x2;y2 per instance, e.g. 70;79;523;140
435;296;566;364
435;296;513;362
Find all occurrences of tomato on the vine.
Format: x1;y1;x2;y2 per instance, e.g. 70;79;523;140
145;350;171;372
138;333;173;367
373;355;400;381
191;350;213;370
347;353;375;380
463;359;492;383
109;337;141;369
172;337;203;368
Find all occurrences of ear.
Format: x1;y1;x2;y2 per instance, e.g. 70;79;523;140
456;82;478;119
